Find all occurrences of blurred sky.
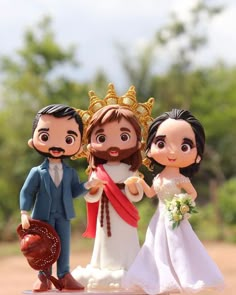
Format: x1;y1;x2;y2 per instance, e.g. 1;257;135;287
0;0;236;91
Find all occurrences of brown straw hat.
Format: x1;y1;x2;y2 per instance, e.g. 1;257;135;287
16;219;61;271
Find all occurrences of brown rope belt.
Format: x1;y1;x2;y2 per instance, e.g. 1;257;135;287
100;183;125;237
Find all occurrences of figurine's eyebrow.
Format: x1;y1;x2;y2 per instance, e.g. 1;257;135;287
153;135;166;143
95;128;104;135
38;128;49;133
120;127;131;132
67;130;78;137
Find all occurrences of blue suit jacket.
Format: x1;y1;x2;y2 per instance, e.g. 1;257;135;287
20;159;87;221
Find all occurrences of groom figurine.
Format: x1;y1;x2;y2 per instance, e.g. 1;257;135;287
20;104;89;291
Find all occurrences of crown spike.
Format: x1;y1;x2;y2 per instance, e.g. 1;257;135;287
120;85;138;108
104;83;119;105
107;83;116;93
145;97;155;111
88;90;99;103
126;85;136;99
137;97;155;117
88;90;105;113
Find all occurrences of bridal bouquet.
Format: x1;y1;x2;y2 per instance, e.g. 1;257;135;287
165;193;198;229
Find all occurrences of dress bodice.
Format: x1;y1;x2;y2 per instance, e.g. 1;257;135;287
153;174;190;203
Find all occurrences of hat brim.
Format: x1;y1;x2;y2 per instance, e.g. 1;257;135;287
17;219;61;271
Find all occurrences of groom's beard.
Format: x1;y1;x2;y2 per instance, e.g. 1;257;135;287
89;143;139;162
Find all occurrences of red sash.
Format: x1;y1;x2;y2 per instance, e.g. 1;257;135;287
83;164;140;238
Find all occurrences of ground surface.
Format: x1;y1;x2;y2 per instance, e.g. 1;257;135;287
1;241;235;295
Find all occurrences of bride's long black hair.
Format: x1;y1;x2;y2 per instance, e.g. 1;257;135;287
146;109;205;178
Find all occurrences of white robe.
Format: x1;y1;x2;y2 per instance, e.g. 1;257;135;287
72;163;143;290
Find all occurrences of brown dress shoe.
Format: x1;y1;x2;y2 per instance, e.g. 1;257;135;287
59;272;84;290
33;273;52;292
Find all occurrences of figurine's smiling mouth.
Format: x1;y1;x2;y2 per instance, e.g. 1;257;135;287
51;150;62;155
168;158;176;162
109;150;119;157
49;147;65;157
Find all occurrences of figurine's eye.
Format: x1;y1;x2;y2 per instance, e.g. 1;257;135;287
120;133;130;142
156;140;165;149
96;134;106;143
65;135;75;145
154;136;166;149
181;143;192;153
181;138;194;152
39;133;49;142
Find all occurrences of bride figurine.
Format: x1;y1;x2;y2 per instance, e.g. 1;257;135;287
122;109;225;294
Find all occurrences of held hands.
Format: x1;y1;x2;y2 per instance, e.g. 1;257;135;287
125;176;155;198
124;176;142;185
124;176;143;195
85;178;107;195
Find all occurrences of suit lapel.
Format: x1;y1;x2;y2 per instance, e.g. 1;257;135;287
62;162;69;195
40;159;51;197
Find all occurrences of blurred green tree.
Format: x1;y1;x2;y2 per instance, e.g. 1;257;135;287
218;177;236;242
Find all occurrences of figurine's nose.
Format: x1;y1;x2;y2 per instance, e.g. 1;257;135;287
168;144;177;154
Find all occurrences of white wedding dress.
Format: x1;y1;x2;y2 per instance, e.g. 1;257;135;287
122;174;225;294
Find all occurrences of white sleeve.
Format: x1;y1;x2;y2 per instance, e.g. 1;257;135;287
125;181;143;202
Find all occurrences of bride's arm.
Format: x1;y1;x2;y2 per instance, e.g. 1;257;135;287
125;176;156;198
180;180;197;200
138;178;156;198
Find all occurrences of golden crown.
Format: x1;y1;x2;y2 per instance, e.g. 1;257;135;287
72;83;154;160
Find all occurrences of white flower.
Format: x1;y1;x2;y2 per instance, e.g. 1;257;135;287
175;193;188;200
165;194;197;229
180;204;190;214
191;200;196;207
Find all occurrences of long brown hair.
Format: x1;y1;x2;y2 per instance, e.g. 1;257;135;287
87;105;142;171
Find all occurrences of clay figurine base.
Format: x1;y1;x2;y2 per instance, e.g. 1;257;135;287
22;288;145;294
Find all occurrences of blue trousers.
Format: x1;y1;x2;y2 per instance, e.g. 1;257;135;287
42;212;71;278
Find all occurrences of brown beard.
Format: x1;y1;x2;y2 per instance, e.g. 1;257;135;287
89;144;139;162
